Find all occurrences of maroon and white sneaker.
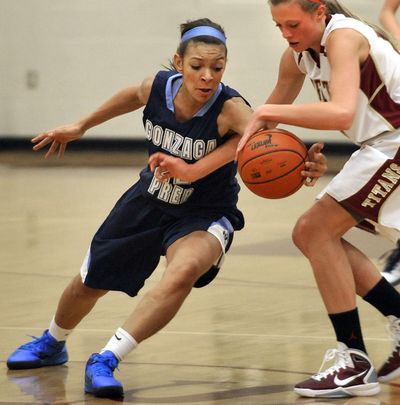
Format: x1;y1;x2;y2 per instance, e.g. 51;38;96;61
378;315;400;382
294;342;380;398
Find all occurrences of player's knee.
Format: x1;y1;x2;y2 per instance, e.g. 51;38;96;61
70;275;107;300
165;260;202;293
292;214;319;255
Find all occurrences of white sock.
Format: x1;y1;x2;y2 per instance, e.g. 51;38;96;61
48;317;73;342
100;327;138;361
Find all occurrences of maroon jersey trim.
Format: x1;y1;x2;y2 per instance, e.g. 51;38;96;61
360;56;400;128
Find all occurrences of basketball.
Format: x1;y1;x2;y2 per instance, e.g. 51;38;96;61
237;128;308;199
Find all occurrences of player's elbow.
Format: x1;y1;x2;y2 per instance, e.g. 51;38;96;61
334;109;355;130
327;100;356;130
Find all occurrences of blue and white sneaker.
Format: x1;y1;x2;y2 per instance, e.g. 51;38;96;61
84;351;123;398
381;240;400;286
7;330;68;370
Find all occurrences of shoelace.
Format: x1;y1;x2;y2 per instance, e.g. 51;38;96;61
89;354;119;376
312;348;349;381
20;335;51;352
19;333;62;355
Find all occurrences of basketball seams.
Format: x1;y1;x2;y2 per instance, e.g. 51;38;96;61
240;156;306;185
237;129;308;199
238;149;306;184
246;129;306;150
239;148;306;163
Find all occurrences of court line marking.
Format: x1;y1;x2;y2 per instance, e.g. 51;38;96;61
0;326;390;342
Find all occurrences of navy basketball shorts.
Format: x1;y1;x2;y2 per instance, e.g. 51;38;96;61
80;183;240;296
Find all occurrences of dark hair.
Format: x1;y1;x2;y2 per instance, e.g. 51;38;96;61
268;0;398;50
165;18;227;71
177;18;227;58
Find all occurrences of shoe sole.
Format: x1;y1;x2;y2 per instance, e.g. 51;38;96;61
294;382;380;398
7;353;68;370
378;367;400;383
85;384;124;398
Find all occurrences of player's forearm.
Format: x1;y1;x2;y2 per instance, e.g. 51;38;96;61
254;101;354;131
266;78;304;105
190;134;240;180
380;3;400;39
380;12;400;38
77;86;144;132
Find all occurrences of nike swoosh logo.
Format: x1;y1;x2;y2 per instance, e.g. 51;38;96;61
333;370;368;386
114;334;122;341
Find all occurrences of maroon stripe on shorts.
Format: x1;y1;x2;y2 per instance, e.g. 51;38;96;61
341;150;400;222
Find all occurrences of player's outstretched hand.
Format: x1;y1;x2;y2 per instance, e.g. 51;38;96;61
236;107;275;160
302;142;327;187
149;152;193;182
31;123;84;159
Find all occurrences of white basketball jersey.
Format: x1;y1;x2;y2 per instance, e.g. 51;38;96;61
295;14;400;144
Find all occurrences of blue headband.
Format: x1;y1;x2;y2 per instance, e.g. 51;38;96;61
181;26;226;44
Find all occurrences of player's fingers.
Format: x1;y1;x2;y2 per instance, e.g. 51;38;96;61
302;167;317;186
57;143;66;159
310;142;324;153
149;153;164;171
318;153;327;166
315;143;325;153
44;141;59;159
148;157;157;171
304;176;317;187
158;163;170;178
308;142;324;156
236;141;244;154
236;135;249;157
31;131;54;144
31;134;45;144
32;136;54;151
313;155;328;174
154;166;170;181
303;160;327;180
304;164;318;177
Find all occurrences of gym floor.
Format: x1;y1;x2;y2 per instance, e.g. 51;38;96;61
0;162;398;405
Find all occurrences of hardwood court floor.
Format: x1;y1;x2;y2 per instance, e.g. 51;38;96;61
1;163;399;404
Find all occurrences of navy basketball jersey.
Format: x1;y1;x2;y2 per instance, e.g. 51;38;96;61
139;70;248;219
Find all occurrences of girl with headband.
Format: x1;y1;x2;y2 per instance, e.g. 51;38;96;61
237;0;400;399
5;16;328;399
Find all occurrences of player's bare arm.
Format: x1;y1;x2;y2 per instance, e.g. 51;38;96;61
325;28;368;127
32;75;155;159
380;0;400;40
237;49;305;152
240;32;368;146
266;47;306;105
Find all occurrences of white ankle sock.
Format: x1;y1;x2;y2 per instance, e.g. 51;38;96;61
101;327;138;361
48;317;73;342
